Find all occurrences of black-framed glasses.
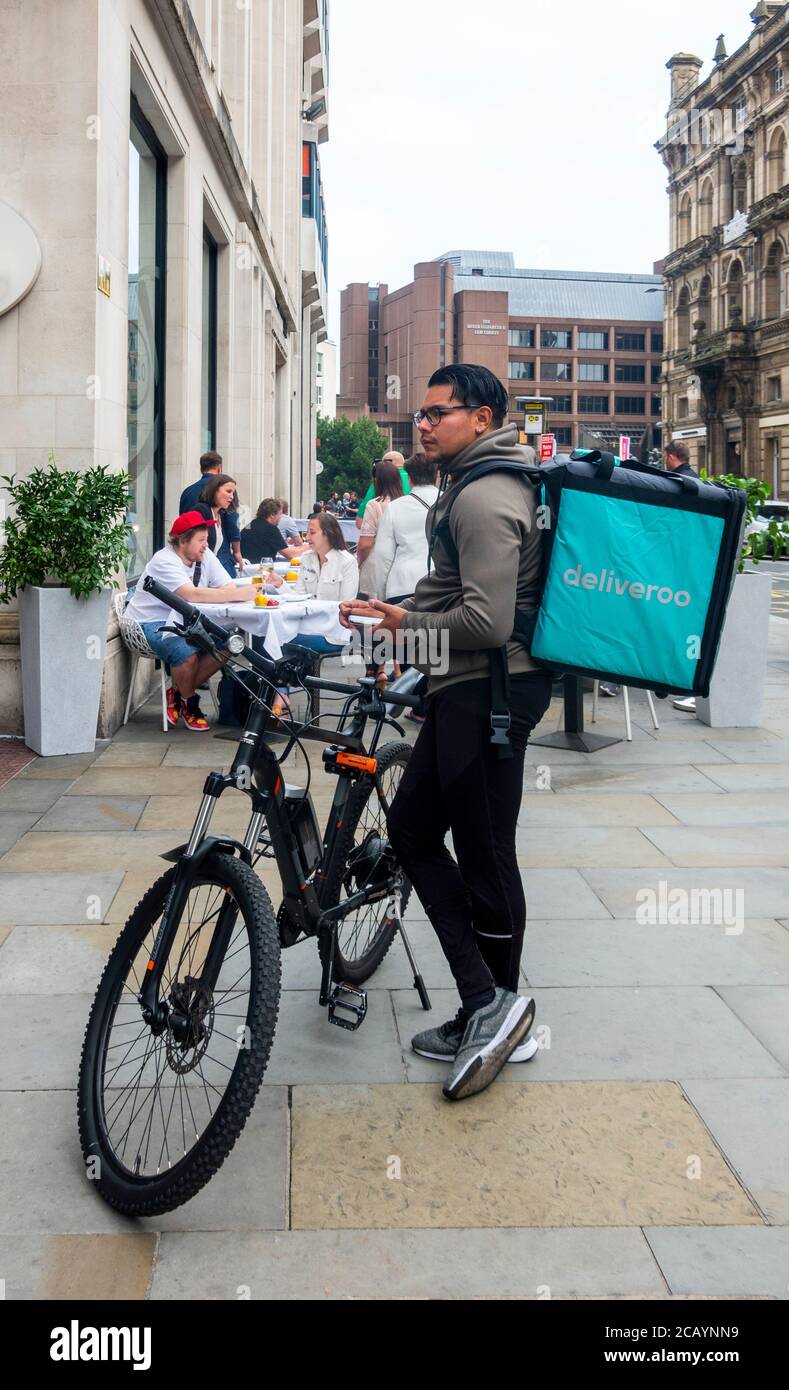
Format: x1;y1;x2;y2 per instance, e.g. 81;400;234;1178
412;404;480;428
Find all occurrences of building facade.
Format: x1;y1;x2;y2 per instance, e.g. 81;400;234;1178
0;0;329;735
658;1;789;492
339;252;664;457
316;339;336;418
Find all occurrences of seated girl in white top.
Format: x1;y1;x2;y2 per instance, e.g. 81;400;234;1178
268;512;359;717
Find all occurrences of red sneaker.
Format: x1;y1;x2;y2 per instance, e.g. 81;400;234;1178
166;686;182;727
182;704;209;732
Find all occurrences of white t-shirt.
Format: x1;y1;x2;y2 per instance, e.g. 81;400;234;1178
125;545;230;625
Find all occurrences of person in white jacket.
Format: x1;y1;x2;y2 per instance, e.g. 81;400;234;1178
373;452;439;603
268;511;359;717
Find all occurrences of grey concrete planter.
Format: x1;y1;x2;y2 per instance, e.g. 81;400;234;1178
18;586;112;755
696;569;773;728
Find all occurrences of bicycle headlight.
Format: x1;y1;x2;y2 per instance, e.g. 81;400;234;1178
226;633;245;656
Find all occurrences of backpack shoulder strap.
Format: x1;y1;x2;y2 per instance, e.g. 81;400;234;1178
429;460;542;570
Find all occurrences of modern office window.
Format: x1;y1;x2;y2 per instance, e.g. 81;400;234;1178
578;362;609;382
554;427;572;446
615;332;646;352
651;332;664;353
127;99;167;580
652;395;662;416
508;328;535;348
542;328;572;349
509;360;536;380
542;361;572;382
615;364;646;383
615;396;646;415
577;330;608;350
578;395;609;414
550;395;573;413
201;231;217;453
652;363;662;384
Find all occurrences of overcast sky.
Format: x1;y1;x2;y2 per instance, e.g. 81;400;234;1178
320;0;759;344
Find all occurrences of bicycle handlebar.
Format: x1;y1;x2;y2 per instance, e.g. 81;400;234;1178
140;575;424;710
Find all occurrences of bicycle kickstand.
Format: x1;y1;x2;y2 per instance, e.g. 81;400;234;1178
389;892;431;1012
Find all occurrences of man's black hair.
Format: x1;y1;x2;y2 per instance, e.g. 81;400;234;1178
427;363;508;429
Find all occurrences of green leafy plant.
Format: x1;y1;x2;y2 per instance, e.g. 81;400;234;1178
0;457;133;601
315;413;390;499
702;470;789;572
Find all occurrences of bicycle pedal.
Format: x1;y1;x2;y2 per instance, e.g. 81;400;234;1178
327;982;368;1031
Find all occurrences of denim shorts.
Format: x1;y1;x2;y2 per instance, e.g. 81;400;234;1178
139;621;198;670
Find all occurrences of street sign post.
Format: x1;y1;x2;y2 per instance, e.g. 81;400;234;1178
619;435;631;461
540;433;556;462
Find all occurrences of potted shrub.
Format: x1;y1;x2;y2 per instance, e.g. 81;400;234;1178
0;459;132;755
696;473;789;728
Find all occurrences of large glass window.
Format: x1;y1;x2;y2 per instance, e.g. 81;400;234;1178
615;396;646;415
127;101;167;579
550;395;573;413
651;331;664;353
578;362;609;382
615;332;646;352
542;361;572;382
578;330;608;350
554;427;572;445
509;360;535;380
615;364;646;383
542;328;572;349
201;231;217;453
509;328;535;348
578;395;609;414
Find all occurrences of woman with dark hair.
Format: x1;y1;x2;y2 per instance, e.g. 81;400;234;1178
374;452;439;604
196;473;239;577
355;457;404;598
268;510;359;718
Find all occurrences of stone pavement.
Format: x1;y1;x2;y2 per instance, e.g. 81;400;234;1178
0;627;787;1301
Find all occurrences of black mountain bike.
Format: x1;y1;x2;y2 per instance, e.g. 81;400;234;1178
78;577;429;1217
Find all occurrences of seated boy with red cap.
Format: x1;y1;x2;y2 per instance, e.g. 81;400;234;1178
124;511;256;730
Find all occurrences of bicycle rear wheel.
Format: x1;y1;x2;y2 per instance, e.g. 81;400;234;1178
78;852;280;1217
317;740;412;984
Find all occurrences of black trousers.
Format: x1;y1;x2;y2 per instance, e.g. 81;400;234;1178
387;672;553;1009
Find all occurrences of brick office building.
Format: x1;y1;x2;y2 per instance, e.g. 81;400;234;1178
339;251;665;456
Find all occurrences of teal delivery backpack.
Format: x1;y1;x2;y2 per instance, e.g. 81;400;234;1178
530;451;747;698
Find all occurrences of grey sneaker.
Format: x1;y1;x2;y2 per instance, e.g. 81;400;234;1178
412;1008;538;1064
442;989;536;1102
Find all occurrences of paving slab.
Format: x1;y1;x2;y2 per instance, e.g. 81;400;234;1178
65;767;214;797
716;986;789;1070
161;745;236;769
403;869;613;922
701;740;789;763
393;987;784;1084
0;872;124;926
539;741;733;766
0;993;93;1088
644;1227;789;1300
652;791;789;826
91;742;168;768
0;1233;158;1300
262;989;406;1085
289;1082;762;1230
642;825;789;868
0;830;177;872
137;795;255;834
700;763;789;791
681;1080;789;1224
16;754;99;780
518;794;680;827
0;925;115;994
280;923;455;992
548;765;727;795
151;1226;667;1300
0;927;10;950
34;796;146;833
523;918;789;988
515;827;671;869
0;811;40;854
581;869;789;920
0;779;73;812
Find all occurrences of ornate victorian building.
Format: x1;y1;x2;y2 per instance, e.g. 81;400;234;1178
658;1;789;496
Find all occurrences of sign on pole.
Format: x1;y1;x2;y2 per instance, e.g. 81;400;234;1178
540;434;556;462
619;435;631;461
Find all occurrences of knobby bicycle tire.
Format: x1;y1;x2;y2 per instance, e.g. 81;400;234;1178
78;852;280;1217
317;740;413;984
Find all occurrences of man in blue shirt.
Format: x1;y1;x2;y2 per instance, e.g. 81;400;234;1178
180;451;241;573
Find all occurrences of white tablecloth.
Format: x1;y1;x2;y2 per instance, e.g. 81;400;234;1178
196;598;348;661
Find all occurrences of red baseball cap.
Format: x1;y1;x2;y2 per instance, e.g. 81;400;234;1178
169;511;216;538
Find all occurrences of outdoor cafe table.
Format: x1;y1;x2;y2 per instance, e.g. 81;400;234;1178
194;596;349;661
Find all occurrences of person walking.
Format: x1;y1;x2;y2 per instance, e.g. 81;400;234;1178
340;363;552;1102
355;457;404;599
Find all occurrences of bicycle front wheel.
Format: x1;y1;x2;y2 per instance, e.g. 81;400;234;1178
78;852;280;1217
318;740;412;984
